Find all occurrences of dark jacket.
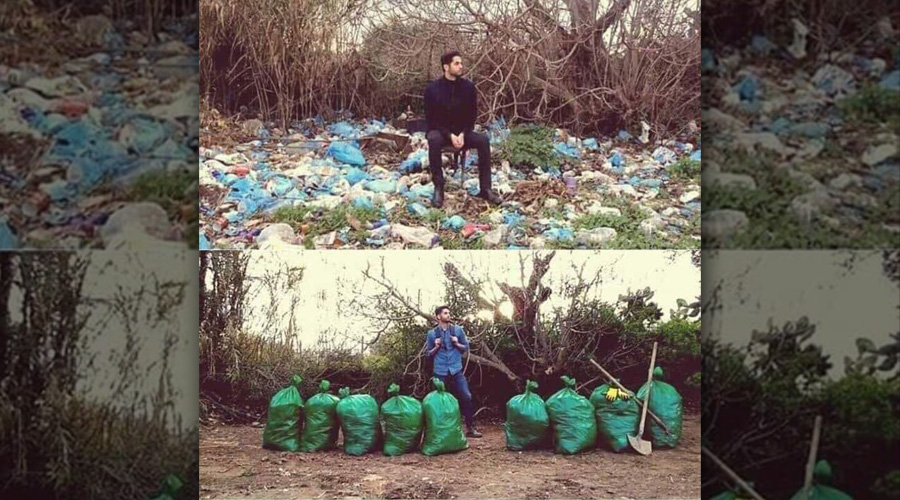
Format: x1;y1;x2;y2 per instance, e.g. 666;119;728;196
424;76;477;139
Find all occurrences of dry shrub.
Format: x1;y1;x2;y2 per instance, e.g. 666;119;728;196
361;0;700;135
201;0;700;136
703;0;900;53
200;0;371;129
0;253;196;499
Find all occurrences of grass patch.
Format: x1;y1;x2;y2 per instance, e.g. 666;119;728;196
704;152;899;248
424;209;447;225
572;212;627;231
272;204;380;239
270;204;315;224
668;157;701;182
127;169;197;247
838;84;900;130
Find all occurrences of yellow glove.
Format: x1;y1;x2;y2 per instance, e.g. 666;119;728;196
605;388;619;401
621;390;631;400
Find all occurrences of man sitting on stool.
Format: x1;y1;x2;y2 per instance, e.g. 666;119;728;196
424;51;501;208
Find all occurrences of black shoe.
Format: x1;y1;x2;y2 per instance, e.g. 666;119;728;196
432;187;444;208
477;190;502;205
466;427;483;438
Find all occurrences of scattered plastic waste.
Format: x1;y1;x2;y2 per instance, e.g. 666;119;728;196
200;112;701;248
0;13;199;249
702;22;899;248
652;147;677;165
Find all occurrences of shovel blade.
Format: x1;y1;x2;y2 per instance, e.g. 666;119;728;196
628;434;652;455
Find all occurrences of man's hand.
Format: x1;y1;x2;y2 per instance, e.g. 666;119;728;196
434;337;442;347
450;336;459;345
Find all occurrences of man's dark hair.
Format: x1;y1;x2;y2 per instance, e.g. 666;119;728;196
440;51;461;71
435;305;451;316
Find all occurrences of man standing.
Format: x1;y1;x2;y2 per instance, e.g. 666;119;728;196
424;305;483;437
424;51;501;208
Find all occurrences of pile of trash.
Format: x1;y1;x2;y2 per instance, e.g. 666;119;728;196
199;112;701;249
0;13;199;249
701;17;900;246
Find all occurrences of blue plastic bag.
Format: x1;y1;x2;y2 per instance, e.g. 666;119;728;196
503;212;524;227
542;227;574;242
701;48;716;72
0;219;17;249
329;121;358;138
326;141;366;167
442;215;466;231
582;138;599;151
346;167;370;185
554;143;581;159
880;70;900;91
408;202;429;217
353;197;375;210
610;152;624;168
736;77;758;102
400;150;428;174
365;179;397;193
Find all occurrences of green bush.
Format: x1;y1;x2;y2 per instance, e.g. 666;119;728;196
838;84;900;129
500;125;559;169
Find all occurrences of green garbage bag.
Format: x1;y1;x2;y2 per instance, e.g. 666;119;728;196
380;383;424;456
590;383;639;452
788;460;853;500
503;380;550;450
635;366;682;448
299;380;342;452
148;474;182;500
262;374;305;451
710;482;757;500
545;376;598;455
710;492;752;500
335;387;382;455
421;377;468;456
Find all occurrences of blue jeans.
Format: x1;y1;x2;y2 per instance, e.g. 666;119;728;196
435;370;474;429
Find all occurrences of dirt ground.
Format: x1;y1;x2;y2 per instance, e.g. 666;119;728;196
200;414;700;499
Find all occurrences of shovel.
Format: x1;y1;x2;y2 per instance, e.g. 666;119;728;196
628;341;657;455
588;357;671;435
801;415;823;499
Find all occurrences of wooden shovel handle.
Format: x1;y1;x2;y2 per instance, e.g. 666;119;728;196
588;358;671;435
702;446;768;500
636;342;657;436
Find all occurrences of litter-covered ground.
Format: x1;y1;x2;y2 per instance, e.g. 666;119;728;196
199;414;700;499
701;18;900;248
199;114;701;250
0;11;198;249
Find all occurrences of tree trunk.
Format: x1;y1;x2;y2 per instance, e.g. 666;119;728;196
0;253;13;377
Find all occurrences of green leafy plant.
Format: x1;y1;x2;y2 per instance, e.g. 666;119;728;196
499;124;559;169
838;84;900;129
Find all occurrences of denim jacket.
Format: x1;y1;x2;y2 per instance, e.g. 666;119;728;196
425;324;469;375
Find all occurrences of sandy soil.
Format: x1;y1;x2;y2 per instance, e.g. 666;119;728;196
200;414;700;499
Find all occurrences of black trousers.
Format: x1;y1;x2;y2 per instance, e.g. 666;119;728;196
427;130;492;192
